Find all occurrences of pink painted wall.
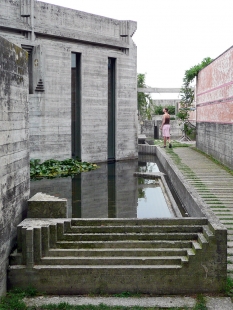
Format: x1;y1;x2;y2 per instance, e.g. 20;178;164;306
197;47;233;123
196;46;233;169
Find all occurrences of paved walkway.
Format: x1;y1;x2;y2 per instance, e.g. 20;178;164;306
23;144;233;309
172;145;233;279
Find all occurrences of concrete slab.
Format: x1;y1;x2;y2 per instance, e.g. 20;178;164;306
206;297;233;310
24;296;196;308
23;296;233;309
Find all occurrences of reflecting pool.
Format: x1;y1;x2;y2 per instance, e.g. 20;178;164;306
30;154;183;218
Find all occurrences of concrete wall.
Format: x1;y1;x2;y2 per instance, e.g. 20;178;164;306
0;36;29;296
196;46;233;169
0;0;138;163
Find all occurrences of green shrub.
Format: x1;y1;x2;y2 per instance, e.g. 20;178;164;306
153;105;175;115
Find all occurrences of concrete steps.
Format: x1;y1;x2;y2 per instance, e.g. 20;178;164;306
8;217;225;294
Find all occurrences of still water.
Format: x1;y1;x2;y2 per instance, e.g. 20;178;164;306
30;154;179;219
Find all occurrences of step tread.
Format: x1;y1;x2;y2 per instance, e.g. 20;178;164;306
60;232;201;236
54;240;195;249
48;248;189;252
32;265;183;269
42;256;187;260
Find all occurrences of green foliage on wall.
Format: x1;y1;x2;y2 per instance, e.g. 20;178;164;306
178;57;213;124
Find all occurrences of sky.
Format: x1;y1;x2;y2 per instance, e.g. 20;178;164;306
39;0;233;98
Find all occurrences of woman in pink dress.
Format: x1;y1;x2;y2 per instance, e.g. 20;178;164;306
160;108;172;148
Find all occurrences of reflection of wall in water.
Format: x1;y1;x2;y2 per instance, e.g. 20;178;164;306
75;160;138;218
76;164;108;218
115;160;138;218
30;178;72;217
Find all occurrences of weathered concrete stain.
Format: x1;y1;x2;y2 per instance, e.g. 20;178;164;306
0;35;29;296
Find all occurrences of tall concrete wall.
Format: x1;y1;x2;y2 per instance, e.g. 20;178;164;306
0;36;29;296
196;46;233;169
0;0;138;163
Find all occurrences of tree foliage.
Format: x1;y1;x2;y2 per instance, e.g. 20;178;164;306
178;57;213;122
137;73;153;120
153;105;176;115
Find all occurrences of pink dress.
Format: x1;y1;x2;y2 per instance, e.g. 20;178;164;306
162;117;170;137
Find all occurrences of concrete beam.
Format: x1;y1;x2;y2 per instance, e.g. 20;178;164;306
137;88;181;93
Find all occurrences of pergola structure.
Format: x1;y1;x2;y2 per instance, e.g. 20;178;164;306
137;87;180;93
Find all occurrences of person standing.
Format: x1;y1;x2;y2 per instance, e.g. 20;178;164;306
160;108;172;148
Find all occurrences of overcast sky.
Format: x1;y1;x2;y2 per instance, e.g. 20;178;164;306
40;0;233;98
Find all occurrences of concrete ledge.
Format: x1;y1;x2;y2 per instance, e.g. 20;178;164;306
138;143;227;285
28;193;67;218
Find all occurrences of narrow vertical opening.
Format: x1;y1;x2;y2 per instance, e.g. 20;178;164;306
21;45;33;94
71;53;81;159
28;51;33;94
108;58;116;161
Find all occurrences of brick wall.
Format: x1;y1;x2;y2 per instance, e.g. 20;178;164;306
0;36;29;296
196;46;233;169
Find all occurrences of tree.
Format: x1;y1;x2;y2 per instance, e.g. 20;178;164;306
137;73;153;120
178;57;213;140
179;57;212;118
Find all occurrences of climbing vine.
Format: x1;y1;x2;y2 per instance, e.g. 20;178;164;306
178;57;213;121
177;57;213;138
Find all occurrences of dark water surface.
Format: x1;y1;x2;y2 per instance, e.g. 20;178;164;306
30;154;184;218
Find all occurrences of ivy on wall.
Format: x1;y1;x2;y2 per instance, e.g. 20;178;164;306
178;57;213;122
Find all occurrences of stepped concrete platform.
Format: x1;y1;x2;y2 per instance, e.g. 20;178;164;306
8;217;226;295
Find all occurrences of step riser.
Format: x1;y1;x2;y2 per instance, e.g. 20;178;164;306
47;249;188;257
58;233;199;242
40;257;183;265
68;219;208;227
63;226;203;234
55;241;194;249
8;265;222;295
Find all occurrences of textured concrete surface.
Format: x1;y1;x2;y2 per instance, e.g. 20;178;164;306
0;0;138;162
9;217;224;294
28;192;67;218
0;36;29;296
23;296;233;309
24;296;197;308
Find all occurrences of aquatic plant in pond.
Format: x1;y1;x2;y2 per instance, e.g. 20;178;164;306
30;158;98;179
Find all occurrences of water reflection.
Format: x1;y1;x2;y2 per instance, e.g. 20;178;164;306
30;155;174;219
138;179;172;218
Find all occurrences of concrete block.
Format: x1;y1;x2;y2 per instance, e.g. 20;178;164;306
28;193;67;218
